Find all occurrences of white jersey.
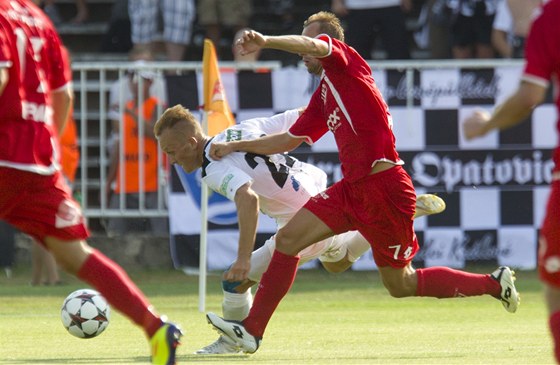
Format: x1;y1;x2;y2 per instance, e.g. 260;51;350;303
202;109;327;225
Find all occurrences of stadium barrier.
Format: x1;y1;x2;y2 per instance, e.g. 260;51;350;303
73;59;553;271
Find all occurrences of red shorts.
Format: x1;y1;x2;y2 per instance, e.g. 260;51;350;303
0;167;89;245
304;166;418;268
539;180;560;287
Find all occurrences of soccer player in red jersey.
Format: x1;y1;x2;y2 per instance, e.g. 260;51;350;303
463;0;560;361
206;11;520;354
0;1;182;363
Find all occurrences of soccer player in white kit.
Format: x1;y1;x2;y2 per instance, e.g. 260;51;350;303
155;105;445;354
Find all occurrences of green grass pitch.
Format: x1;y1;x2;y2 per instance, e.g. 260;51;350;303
0;266;553;364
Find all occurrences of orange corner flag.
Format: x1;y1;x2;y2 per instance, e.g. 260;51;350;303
202;39;235;136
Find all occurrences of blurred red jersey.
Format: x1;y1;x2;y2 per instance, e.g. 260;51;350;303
522;0;560;174
0;0;71;175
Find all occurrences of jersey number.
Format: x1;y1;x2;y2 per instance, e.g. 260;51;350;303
14;27;46;92
388;244;413;260
244;152;296;188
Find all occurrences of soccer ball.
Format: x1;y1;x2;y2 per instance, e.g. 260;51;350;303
61;289;111;339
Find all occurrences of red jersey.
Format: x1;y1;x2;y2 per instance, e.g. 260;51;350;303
0;0;71;175
522;0;560;174
289;34;403;182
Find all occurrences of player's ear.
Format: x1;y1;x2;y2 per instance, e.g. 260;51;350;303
187;136;198;150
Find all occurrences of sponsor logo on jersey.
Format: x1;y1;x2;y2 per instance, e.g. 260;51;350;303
226;129;242;142
326;108;341;133
219;174;234;195
290;176;300;191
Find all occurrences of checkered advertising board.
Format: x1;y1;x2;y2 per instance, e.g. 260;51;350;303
166;64;556;271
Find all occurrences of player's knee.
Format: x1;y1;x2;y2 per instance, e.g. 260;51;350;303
383;278;416;298
385;284;411;298
275;229;300;255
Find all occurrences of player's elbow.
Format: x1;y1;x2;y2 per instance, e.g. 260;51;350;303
518;82;547;109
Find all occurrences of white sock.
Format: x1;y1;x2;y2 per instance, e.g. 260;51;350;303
222;289;253;321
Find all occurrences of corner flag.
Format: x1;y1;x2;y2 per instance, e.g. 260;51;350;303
202;39;235;136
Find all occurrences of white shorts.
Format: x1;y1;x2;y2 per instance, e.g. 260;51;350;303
247;234;347;282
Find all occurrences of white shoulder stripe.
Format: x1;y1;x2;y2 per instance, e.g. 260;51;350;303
521;74;549;89
323;75;357;135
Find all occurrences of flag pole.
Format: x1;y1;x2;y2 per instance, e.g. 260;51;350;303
199;38;236;312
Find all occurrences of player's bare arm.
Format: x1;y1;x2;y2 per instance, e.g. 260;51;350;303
225;183;259;283
237;29;329;58
463;81;546;140
209;132;304;160
51;87;73;135
0;68;9;96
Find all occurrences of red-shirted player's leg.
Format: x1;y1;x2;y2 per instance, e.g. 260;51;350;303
76;249;163;337
415;266;501;298
243;250;299;337
243;208;334;338
46;238;162;338
378;264;501;299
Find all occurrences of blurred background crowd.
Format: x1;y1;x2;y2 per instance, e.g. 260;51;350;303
35;0;543;63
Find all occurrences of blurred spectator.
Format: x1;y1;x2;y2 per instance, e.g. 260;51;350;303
71;0;88;24
107;48;166;160
128;0;195;61
266;0;296;32
100;0;133;53
331;0;412;60
414;0;453;58
491;0;541;58
449;0;499;59
40;0;89;25
198;0;253;58
105;66;168;236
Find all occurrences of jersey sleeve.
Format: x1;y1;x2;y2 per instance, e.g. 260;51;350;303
288;90;328;144
241;108;301;135
45;28;70;92
522;9;554;88
203;161;253;201
315;34;349;72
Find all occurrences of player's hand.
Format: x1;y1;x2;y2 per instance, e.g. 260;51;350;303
463;109;491;140
209;142;234;160
224;258;251;282
235;29;266;56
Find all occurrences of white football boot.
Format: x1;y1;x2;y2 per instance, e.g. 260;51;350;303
195;336;240;354
491;266;520;313
206;312;261;353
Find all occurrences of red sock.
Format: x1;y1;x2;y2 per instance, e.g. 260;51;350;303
416;267;501;298
77;249;162;338
549;311;560;363
243;250;299;337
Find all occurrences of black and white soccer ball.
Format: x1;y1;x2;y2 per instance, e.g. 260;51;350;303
61;289;111;339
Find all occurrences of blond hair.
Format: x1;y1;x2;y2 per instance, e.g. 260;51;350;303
303;11;345;42
154;104;202;138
